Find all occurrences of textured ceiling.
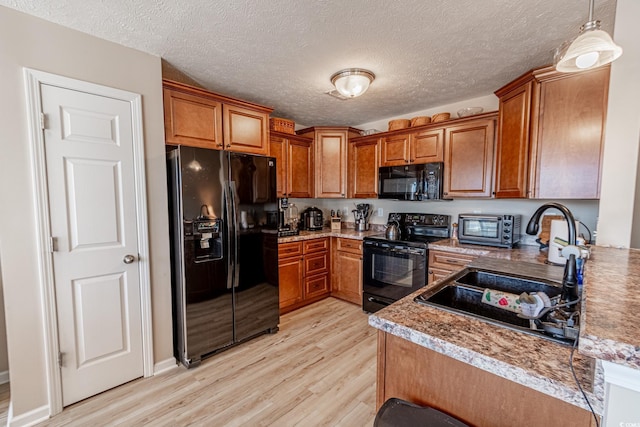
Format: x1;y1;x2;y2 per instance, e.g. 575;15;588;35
1;0;617;126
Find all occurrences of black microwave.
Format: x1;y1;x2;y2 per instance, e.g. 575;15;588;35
457;214;521;248
378;162;443;201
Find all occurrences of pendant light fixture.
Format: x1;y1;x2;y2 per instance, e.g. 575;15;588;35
330;68;375;98
555;0;622;72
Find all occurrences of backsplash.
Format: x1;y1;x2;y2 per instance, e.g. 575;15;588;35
289;198;600;246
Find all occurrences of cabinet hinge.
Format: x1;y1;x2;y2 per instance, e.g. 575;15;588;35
40;112;46;130
48;237;58;253
58;351;64;368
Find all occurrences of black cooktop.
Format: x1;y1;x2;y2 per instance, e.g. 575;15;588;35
364;212;451;247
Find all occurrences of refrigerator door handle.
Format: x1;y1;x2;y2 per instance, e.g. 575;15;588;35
224;182;235;290
228;180;241;289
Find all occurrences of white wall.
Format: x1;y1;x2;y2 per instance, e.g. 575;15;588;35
0;6;173;421
0;262;8;381
597;0;640;248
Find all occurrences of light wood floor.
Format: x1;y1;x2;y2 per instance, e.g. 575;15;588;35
21;297;377;426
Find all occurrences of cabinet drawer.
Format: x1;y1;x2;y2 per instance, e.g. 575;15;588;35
305;253;329;276
428;267;456;285
305;274;330;298
279;242;303;259
430;250;476;269
336;237;362;254
303;238;329;254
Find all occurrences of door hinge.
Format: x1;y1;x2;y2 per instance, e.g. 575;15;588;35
58;351;64;368
40;112;46;130
48;237;58;253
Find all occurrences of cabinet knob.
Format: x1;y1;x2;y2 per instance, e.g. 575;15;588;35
405;160;409;163
226;144;231;148
217;143;223;147
341;193;345;197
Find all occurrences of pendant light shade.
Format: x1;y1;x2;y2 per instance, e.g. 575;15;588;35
555;0;622;72
330;69;375;98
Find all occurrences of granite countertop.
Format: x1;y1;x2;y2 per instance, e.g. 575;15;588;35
369;253;604;414
429;240;640;371
579;246;640;370
369;238;640;413
277;227;383;243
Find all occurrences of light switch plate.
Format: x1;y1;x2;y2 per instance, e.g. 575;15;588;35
377;207;383;217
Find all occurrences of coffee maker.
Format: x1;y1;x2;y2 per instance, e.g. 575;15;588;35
278;198;299;236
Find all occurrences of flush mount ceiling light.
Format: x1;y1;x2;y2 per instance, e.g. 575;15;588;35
330;68;375;98
555;0;622;73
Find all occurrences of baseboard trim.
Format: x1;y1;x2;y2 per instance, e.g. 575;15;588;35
0;370;9;385
154;357;178;375
7;403;49;427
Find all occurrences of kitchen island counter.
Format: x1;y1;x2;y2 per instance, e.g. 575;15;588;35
369;255;604;415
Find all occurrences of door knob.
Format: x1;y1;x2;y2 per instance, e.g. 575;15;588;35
123;254;136;264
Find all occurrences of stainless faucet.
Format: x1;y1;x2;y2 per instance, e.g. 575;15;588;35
525;202;576;245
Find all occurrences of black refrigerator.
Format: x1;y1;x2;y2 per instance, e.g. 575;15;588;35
167;146;279;368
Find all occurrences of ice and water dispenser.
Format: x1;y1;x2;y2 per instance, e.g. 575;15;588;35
184;218;223;262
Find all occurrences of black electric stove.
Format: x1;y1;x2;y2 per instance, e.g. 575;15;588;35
362;213;450;312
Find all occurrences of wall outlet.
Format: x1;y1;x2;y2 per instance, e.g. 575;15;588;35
377;207;383;217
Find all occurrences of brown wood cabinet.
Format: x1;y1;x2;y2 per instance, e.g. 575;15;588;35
380;129;444;166
494;65;609;199
269;132;313;198
443;116;496;198
296;127;361;198
163;79;272;155
348;136;379;198
377;331;595;427
427;250;477;285
278;238;330;314
331;237;363;305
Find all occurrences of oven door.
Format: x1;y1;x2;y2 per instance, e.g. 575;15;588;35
363;241;428;305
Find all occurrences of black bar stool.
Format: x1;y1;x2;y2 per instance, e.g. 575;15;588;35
374;398;470;427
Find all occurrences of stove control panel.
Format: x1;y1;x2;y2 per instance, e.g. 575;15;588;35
387;213;450;227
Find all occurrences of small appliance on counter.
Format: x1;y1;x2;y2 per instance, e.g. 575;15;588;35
300;206;323;231
457;213;521;248
276;198;299;237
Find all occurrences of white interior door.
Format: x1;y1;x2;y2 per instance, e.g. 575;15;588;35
41;84;144;406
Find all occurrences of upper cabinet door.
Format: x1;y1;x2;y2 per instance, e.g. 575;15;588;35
269;134;287;198
380;133;410;166
443;117;496;198
163;88;223;149
349;137;379;198
223;104;269;155
315;130;348;198
411;128;444;164
494;80;533;198
288;137;313;198
531;66;609;199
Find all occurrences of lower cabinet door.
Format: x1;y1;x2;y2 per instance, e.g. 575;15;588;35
334;250;363;305
278;256;304;311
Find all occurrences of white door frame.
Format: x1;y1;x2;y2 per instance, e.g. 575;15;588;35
23;68;154;416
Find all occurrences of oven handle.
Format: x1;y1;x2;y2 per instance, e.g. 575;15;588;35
367;296;392;307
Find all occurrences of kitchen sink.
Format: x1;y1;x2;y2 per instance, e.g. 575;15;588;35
415;268;577;345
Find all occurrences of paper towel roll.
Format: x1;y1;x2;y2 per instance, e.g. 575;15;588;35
548;219;580;265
